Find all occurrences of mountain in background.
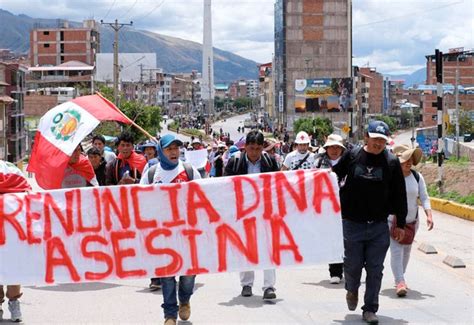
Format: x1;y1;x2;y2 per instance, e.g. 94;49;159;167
0;9;259;82
385;67;427;88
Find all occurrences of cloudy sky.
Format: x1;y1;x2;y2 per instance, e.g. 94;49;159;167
1;0;473;75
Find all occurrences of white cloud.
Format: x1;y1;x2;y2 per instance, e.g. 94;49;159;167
0;0;472;75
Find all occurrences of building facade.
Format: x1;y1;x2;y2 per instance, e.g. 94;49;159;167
274;0;351;131
30;20;100;67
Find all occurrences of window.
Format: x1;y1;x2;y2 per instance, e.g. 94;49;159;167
43;31;49;36
44;44;50;48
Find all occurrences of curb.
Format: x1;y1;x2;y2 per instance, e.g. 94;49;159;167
430;197;474;221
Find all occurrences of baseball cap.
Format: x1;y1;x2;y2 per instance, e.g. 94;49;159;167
367;120;390;141
295;131;311;144
159;134;183;149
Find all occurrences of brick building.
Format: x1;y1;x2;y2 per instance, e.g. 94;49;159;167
30;20;100;66
357;67;384;115
274;0;351;131
258;62;275;126
425;49;474;87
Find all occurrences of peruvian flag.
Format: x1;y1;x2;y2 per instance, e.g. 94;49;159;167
27;94;132;190
0;160;32;193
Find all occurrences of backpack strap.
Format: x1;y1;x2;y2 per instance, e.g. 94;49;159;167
147;164;158;184
232;153;243;174
261;152;274;170
183;162;194;181
411;169;420;183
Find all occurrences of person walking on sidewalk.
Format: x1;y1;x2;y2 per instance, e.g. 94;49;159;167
389;144;434;297
332;120;407;324
224;130;279;300
140;134;201;325
313;134;346;284
0;160;32;322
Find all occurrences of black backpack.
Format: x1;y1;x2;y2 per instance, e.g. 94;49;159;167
147;162;194;184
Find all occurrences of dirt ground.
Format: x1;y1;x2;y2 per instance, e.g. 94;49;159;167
416;161;473;196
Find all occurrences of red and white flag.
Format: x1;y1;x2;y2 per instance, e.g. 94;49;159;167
0;160;32;193
27;94;132;189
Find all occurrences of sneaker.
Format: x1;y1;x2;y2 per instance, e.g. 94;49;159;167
8;300;22;322
164;318;176;325
346;291;358;311
263;287;276;300
241;285;252;297
330;276;341;284
362;311;379;324
396;281;408;297
178;302;191;321
149;278;161;291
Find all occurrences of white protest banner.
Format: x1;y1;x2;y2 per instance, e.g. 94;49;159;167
0;170;343;285
185;149;209;169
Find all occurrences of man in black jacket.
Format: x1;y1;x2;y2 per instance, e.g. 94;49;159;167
224;130;279;300
332;121;407;324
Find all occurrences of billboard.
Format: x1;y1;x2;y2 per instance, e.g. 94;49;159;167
295;78;353;113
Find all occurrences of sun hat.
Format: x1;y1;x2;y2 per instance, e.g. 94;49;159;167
323;134;346;149
295;131;311;144
392;144;422;165
264;140;277;152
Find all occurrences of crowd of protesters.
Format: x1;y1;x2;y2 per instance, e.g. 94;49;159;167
2;119;435;325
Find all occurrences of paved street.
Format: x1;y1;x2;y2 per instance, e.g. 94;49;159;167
11;208;473;324
18;116;472;324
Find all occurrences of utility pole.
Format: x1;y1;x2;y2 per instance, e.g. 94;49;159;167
100;19;133;106
435;49;444;193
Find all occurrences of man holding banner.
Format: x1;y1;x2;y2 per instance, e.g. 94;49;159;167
224;130;280;300
140;134;201;325
332;121;407;324
0;160;32;322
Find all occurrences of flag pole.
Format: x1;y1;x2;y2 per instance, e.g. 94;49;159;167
95;92;157;141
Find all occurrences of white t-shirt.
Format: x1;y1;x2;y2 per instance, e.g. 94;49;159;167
283;150;316;170
140;161;201;185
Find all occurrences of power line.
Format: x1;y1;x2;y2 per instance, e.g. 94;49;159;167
118;0;139;20
354;1;464;29
132;0;166;21
102;0;117;20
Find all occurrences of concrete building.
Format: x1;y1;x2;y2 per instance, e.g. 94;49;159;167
274;0;351;131
0;63;28;164
258;62;275;127
30;20;100;66
95;53;156;83
27;60;95;91
246;80;259;98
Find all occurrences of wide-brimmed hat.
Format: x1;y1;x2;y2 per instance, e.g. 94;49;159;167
323;134;346;149
392;144;422;165
264;140;277;152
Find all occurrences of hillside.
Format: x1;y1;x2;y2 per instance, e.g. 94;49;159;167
0;9;259;82
386;67;427;88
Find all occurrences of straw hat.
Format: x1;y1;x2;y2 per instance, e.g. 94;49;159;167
264;140;277;152
392;144;422;165
323;134;346;149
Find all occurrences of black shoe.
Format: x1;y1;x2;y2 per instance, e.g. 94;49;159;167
241;285;252;297
263;287;276;300
149;278;161;291
346;291;358;311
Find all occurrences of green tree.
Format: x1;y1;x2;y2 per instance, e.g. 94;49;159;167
234;97;253;108
293;117;333;144
95;86;162;141
447;110;474;135
373;115;397;132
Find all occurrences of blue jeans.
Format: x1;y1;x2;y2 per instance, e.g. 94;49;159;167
161;275;196;319
343;219;390;313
